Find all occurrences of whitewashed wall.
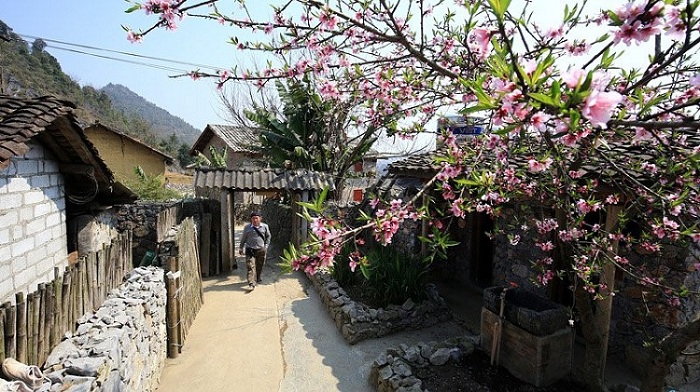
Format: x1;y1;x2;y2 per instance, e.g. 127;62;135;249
0;142;67;303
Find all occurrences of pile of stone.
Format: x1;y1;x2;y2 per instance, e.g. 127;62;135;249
369;336;479;392
36;267;167;392
308;271;453;344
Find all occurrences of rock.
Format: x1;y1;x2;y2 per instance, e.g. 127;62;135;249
429;348;453;366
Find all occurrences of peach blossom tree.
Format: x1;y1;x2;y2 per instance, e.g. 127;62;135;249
128;1;700;390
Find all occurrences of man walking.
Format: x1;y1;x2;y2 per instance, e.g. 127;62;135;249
238;211;271;290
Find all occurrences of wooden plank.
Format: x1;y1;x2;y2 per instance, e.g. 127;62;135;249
200;213;211;277
61;267;71;334
481;307;572;387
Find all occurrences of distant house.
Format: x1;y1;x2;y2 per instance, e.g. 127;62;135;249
0;95;135;303
84;122;174;185
190;124;264;204
342;149;383;204
190;124;262;169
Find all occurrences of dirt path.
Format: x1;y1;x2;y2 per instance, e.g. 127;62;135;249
156;228;468;392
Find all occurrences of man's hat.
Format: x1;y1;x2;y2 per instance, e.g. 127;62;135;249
250;211;261;217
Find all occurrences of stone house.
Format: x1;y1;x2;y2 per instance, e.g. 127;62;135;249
384;143;700;386
0;95;135;304
83;121;174;185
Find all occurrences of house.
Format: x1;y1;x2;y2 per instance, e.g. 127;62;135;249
190;124;262;169
0;95;135;303
384;136;700;386
190;124;266;204
342;149;384;204
83;122;174;185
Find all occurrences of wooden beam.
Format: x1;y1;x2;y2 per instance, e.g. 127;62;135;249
59;164;95;176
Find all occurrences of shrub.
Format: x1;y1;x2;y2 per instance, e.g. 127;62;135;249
127;166;183;201
359;244;431;308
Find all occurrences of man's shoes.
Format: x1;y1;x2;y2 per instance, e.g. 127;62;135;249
248;282;255;290
256;278;262;283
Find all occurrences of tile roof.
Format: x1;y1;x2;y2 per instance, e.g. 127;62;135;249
387;148;443;178
194;167;336;191
388;130;700;183
0;95;136;204
0;95;75;168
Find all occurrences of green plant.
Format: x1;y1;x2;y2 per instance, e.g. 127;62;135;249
330;241;364;288
359;244;431;308
127;165;182;201
194;146;228;168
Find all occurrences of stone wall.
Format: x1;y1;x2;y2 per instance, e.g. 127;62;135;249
40;267;167;392
308;271;452;345
370;336;479;392
0;141;68;303
116;202;181;267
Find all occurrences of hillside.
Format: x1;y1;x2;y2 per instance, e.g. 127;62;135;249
0;20;197;166
102;83;200;145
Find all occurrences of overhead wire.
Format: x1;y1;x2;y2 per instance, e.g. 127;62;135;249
13;33;229;74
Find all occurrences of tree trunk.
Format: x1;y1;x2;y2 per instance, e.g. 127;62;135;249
640;314;700;392
574;283;607;392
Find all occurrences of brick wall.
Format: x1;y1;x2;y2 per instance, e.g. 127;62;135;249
0;142;67;303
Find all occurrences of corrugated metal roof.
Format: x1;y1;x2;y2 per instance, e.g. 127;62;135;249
194;167;336;191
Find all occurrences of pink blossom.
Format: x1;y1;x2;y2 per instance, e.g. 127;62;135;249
582;90;622;128
530;111;550;132
126;30;142;43
521;59;537;75
690;74;700;88
562;68;586;89
451;199;465;218
527;157;553;173
536;241;554;251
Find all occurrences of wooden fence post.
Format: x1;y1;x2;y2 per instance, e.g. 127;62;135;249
52;268;62;349
15;292;26;363
3;301;15;359
165;255;181;359
0;307;5;363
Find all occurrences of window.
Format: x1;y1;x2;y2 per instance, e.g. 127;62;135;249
353;189;363;202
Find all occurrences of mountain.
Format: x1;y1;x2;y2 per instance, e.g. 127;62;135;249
101;83;200;146
0;19;198;166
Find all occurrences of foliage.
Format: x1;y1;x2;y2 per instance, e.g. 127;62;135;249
244;77;378;193
130;1;700;389
127;165;182;201
194;146;227;168
330;241;364;288
358;244;431;307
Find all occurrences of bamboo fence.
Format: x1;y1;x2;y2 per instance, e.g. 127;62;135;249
0;231;132;367
165;217;203;358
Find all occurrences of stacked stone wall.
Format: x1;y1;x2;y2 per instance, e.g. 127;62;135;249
40;267;167;392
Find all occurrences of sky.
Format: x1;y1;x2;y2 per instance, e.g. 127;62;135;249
1;0;649;152
2;1;251;131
